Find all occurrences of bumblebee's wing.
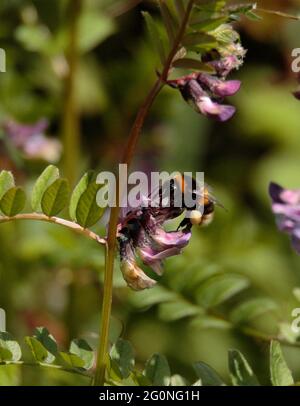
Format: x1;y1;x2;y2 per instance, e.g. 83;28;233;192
192;183;225;210
148;177;177;207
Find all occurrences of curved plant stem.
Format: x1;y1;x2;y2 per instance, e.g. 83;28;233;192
155;284;300;350
240;326;300;349
93;0;195;386
0;361;91;379
0;213;106;245
256;8;300;21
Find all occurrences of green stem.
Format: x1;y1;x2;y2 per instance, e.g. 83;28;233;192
62;0;83;341
62;0;82;187
92;79;163;386
92;0;195;386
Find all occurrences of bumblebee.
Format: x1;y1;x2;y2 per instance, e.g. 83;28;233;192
118;173;216;243
146;173;215;229
168;174;215;229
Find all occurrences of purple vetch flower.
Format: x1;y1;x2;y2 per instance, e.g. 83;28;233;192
119;241;157;290
118;207;192;290
118;176;216;290
168;69;241;122
180;79;237;122
2;119;61;162
269;182;300;253
197;74;241;97
167;41;245;122
209;55;243;78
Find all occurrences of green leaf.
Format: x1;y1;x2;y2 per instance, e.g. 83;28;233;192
107;355;123;382
190;17;228;31
191;315;231;330
69;339;94;370
0;170;15;200
173;58;215;72
270;341;294;386
196;273;249;308
230;298;278;324
132;371;152;386
142;11;166;64
193;361;225;386
227;4;256;15
144;354;171;386
245;10;263;21
212;24;240;44
78;11;115;53
0;346;11;362
194;0;226;12
34;327;58;357
0;332;22;362
75;180;104;228
25;337;55;364
0;187;26;216
15;24;51;52
59;352;85;369
158;0;178;44
69;171;95;222
182;32;217;47
41;178;69;217
25;327;57;364
31;165;59;211
110;339;135;379
158;300;200;321
228;349;260;386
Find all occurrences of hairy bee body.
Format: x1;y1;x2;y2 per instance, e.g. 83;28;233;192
119;174;215;243
171;174;215;228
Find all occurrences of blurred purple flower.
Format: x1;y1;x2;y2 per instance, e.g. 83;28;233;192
269;182;300;253
2;119;61;162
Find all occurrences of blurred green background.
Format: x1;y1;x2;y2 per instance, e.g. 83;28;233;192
0;0;300;385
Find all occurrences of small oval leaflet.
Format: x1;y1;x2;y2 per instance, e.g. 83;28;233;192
41;178;69;217
0;187;26;217
31;165;59;211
